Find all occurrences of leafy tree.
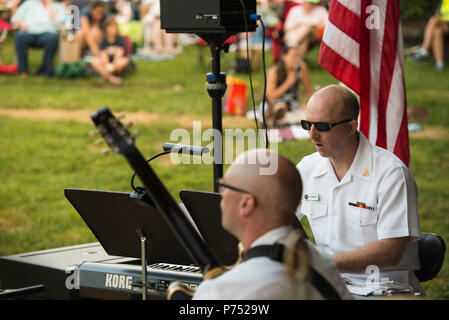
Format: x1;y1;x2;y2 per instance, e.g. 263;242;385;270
400;0;441;22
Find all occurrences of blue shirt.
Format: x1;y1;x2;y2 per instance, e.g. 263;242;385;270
11;0;66;35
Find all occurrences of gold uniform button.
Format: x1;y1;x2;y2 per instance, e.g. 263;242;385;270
363;169;370;176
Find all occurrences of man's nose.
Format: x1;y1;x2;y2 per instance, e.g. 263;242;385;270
309;123;319;139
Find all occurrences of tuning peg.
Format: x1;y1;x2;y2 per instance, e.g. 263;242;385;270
132;129;140;138
117;112;126;120
124;120;133;129
101;148;111;156
95;139;105;146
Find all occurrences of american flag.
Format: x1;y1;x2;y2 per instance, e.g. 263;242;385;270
318;0;410;166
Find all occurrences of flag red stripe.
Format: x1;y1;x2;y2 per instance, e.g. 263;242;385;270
359;0;372;138
376;0;399;149
327;0;361;43
318;42;360;93
393;79;410;166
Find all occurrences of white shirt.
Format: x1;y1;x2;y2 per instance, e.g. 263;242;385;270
284;5;328;31
11;0;66;35
192;226;354;300
296;133;421;290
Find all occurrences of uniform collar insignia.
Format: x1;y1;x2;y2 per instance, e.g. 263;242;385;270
313;159;329;177
363;168;370;177
348;132;373;181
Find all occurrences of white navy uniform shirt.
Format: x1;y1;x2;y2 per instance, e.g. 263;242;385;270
192;226;354;300
296;133;422;291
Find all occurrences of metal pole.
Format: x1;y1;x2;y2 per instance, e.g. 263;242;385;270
136;229;147;300
212;43;223;192
206;38;227;192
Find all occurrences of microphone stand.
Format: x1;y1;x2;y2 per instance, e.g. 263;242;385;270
135;229;148;300
196;33;234;192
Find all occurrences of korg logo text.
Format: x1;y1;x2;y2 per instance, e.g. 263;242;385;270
105;274;133;290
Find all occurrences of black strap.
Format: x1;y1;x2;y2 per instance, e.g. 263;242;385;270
242;244;342;300
242;243;286;263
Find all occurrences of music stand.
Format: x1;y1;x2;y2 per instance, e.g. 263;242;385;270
64;188;198;265
65;188;206;300
179;189;239;266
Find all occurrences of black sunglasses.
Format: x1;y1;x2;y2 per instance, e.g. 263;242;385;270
300;119;353;132
216;178;251;195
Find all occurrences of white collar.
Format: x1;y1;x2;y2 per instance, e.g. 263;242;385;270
250;226;293;248
312;132;373;181
347;132;373;181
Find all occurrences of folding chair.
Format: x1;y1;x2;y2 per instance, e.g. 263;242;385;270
415;233;446;282
0;19;12;63
0;19;17;74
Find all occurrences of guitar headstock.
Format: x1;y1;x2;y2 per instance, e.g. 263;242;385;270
90;106;136;155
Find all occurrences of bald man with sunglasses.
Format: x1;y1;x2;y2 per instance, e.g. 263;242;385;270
296;85;423;295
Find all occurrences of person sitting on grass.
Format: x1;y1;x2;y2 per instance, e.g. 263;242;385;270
90;16;130;85
411;0;449;72
141;0;178;56
264;46;314;127
75;0;108;57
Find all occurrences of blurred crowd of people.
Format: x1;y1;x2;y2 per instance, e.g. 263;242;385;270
0;0;329;92
0;0;331;120
0;0;181;83
0;0;446;102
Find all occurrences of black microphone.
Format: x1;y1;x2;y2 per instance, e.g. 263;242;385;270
162;143;210;156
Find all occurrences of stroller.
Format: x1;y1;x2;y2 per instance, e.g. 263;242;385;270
0;19;17;74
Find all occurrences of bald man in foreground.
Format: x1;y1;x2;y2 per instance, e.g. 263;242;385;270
192;149;353;300
296;85;423;295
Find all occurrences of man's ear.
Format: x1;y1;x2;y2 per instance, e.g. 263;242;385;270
239;194;257;217
348;120;358;135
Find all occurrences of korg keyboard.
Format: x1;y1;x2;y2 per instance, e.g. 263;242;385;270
77;261;203;299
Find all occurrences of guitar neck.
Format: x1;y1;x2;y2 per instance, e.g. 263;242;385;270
90;106;222;275
122;146;222;274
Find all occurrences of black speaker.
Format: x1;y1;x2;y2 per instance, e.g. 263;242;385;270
160;0;257;34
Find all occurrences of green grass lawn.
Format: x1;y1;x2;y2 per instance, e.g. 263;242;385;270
0;38;448;299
